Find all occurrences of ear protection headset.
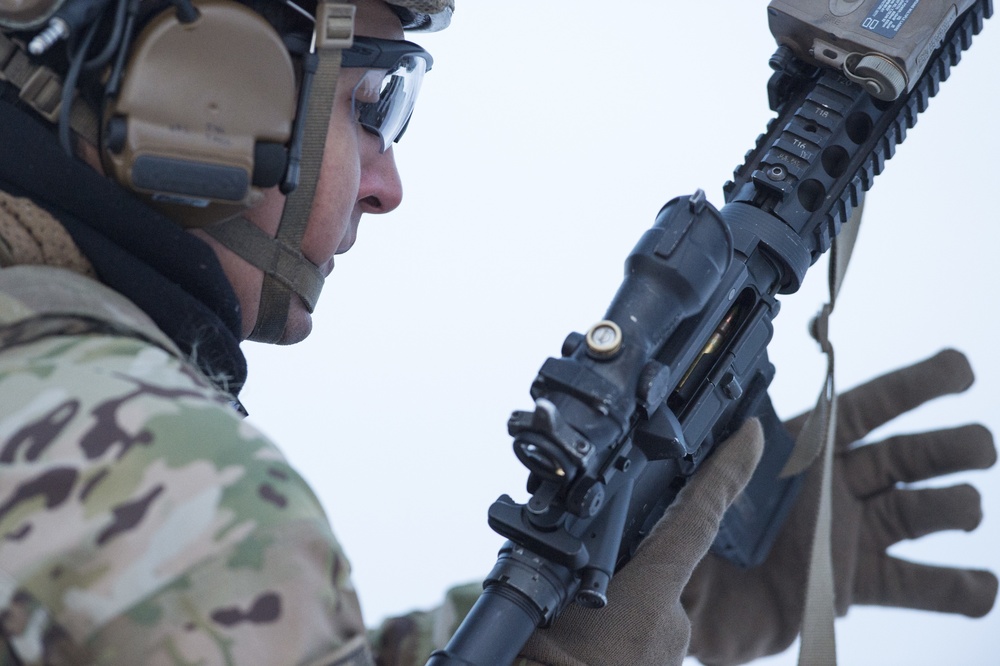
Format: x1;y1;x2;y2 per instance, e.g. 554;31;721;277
0;0;339;227
102;0;298;225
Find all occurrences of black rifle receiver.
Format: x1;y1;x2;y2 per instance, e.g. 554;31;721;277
428;2;992;664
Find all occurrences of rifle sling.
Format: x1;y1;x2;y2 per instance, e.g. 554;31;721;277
786;195;864;666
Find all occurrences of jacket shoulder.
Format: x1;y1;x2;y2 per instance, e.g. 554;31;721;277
0;267;372;664
0;265;182;358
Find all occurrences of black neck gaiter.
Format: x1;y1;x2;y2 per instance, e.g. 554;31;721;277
0;99;248;396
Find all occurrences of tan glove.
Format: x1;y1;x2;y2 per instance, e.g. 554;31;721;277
518;418;765;666
683;349;998;665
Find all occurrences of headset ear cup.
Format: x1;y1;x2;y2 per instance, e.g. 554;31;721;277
102;0;297;226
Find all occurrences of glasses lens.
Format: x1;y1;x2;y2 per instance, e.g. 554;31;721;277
352;54;428;152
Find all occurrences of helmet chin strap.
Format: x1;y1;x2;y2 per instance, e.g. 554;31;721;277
205;2;354;343
202;214;326;341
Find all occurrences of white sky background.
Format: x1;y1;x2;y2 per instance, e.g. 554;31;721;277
242;2;1000;664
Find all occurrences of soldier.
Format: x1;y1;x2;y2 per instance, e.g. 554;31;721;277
0;0;454;662
0;1;994;665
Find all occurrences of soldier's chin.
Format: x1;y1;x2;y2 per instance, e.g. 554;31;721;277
276;299;313;345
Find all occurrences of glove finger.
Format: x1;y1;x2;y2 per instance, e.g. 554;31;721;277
856;555;998;617
842;424;996;497
638;418;764;572
836;349;973;447
863;484;984;551
784;349;973;447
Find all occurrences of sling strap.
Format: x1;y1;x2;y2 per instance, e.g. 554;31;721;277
782;195;865;666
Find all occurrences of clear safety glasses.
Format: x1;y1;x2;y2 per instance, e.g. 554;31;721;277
342;37;433;153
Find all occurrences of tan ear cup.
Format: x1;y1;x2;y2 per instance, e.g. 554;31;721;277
102;0;297;227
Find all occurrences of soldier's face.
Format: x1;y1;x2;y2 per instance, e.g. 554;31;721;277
202;0;405;344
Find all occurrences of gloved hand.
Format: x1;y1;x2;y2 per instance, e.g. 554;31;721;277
683;349;998;665
519;418;765;666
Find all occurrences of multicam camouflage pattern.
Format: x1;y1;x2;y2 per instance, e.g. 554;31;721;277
0;266;493;665
369;582;479;664
388;0;454;32
0;265;378;664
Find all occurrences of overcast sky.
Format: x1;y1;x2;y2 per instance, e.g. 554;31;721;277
242;2;1000;664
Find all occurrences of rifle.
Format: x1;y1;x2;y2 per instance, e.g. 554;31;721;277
428;1;993;663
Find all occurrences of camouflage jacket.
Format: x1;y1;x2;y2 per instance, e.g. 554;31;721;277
0;265;478;665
